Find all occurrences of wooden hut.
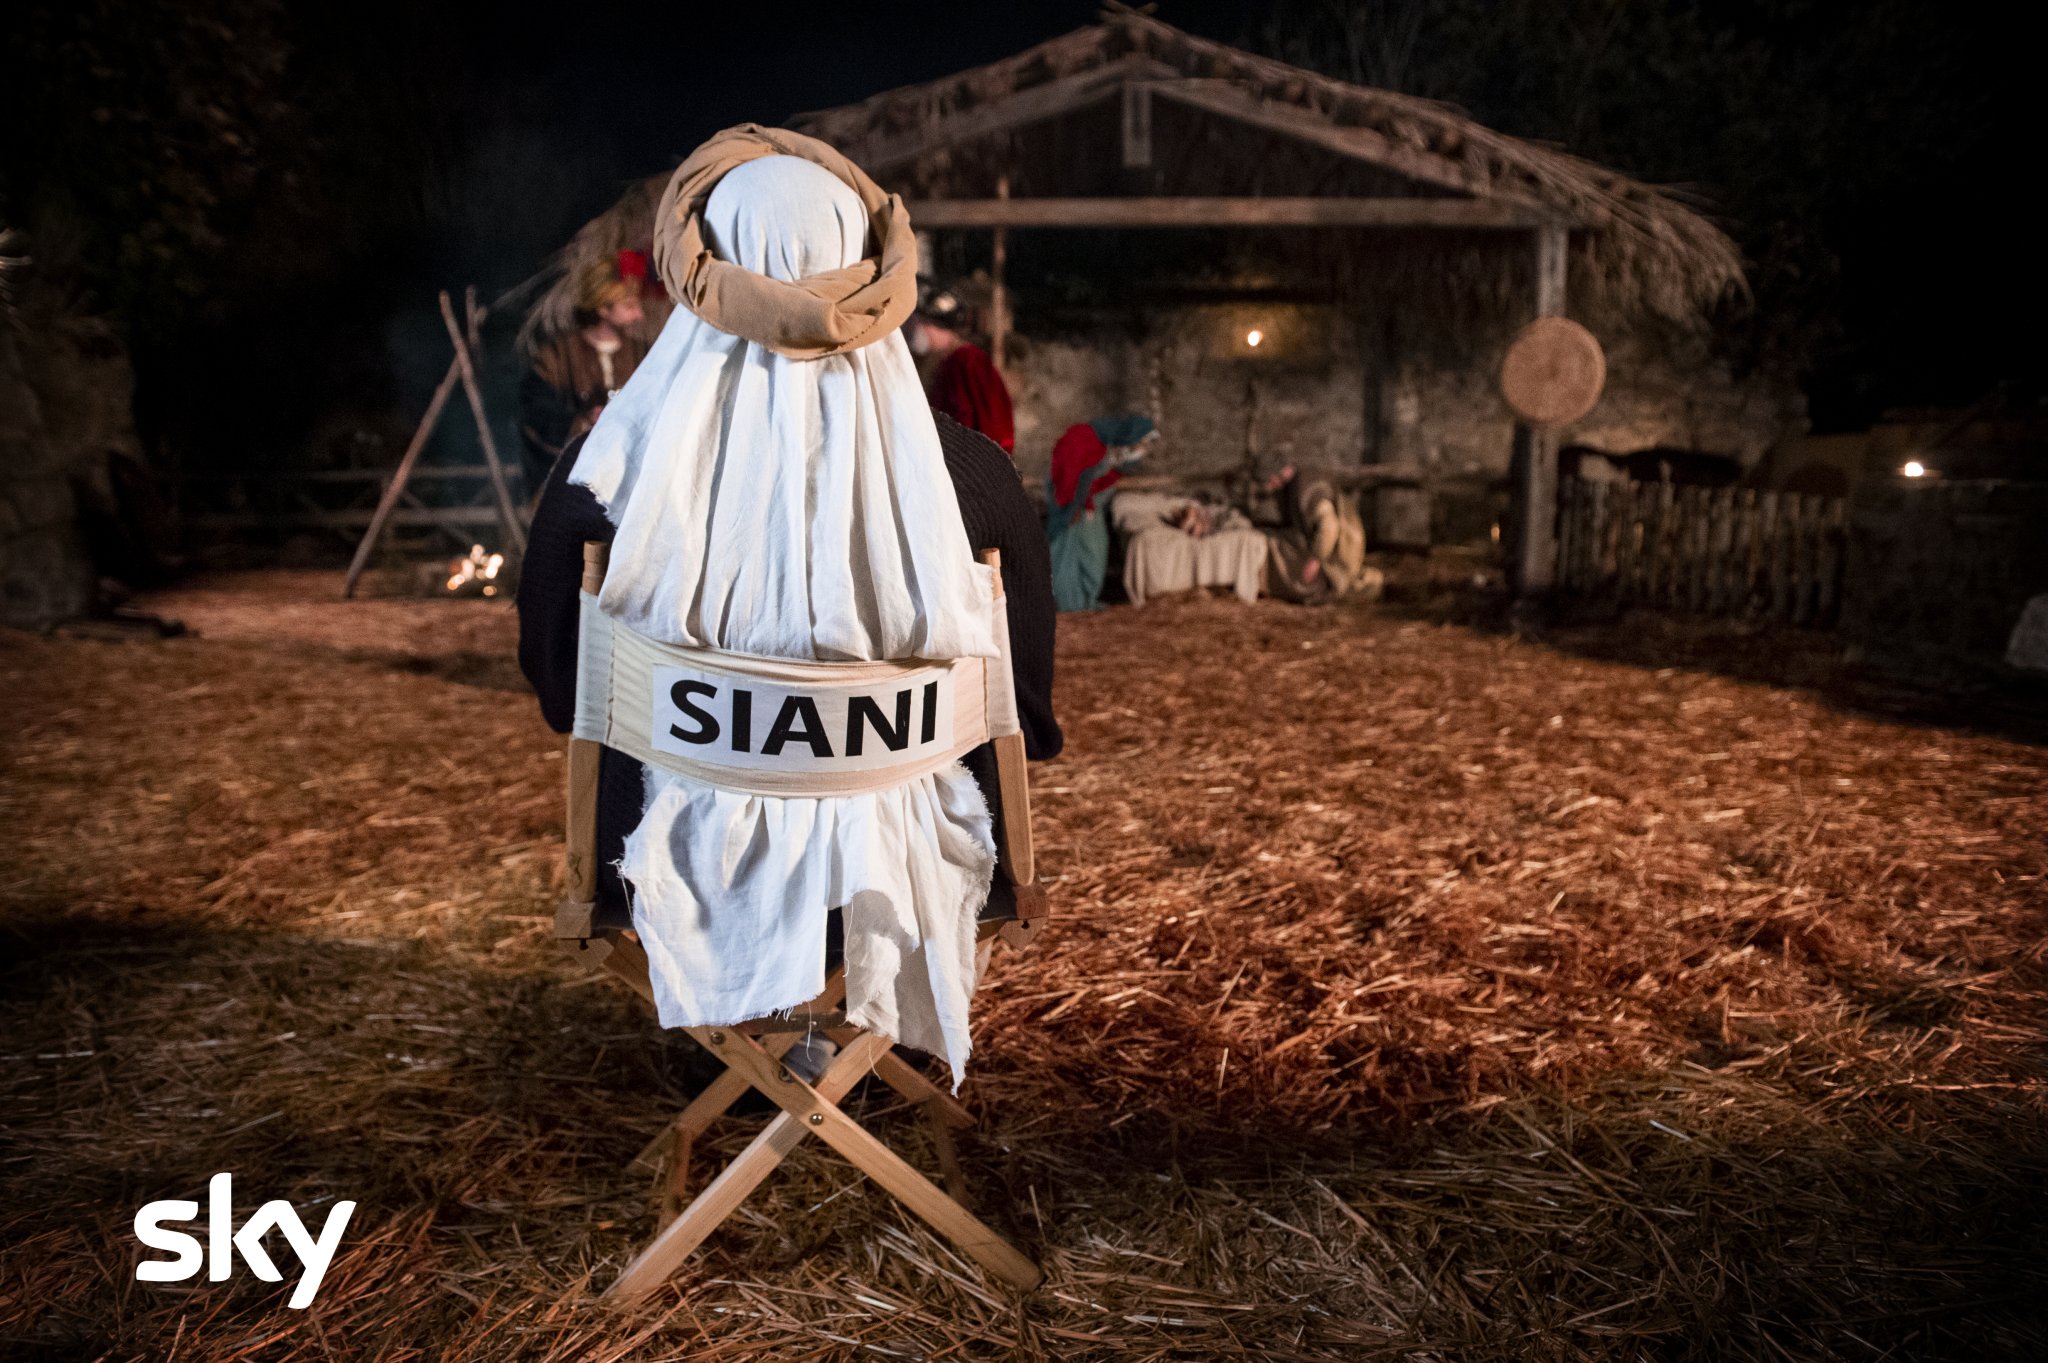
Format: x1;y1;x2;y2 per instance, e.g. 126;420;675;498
526;5;1789;591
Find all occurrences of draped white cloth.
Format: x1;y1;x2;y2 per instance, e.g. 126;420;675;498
569;156;1001;1085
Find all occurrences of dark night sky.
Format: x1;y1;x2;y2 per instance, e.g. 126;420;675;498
188;1;1271;461
317;0;1262;286
8;0;2041;463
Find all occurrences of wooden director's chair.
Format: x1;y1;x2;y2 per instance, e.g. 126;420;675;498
555;543;1047;1302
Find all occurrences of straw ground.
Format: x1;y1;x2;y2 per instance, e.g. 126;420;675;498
3;570;2043;1360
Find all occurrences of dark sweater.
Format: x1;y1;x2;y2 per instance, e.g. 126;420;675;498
516;410;1061;928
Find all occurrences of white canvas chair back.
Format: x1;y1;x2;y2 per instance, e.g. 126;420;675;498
558;541;1041;936
555;540;1045;1299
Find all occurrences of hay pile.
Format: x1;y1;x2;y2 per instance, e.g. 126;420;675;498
3;569;2044;1361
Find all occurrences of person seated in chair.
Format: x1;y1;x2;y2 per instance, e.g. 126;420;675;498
516;128;1060;1089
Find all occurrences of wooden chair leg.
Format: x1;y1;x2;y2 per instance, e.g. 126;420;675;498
633;1071;749;1172
586;941;1038;1296
874;1051;975;1130
605;1030;895;1304
613;1111;808;1302
656;1129;694;1229
636;1011;837;1220
695;1028;1042;1291
633;1026;809;1173
823;1028;974;1130
596;934;656;1004
926;1101;971;1206
632;973;851;1171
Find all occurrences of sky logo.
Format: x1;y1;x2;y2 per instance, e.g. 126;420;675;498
134;1173;355;1310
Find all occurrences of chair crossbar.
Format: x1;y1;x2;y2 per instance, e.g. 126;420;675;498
580;926;1041;1302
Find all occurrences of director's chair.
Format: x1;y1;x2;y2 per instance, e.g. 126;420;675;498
555;543;1047;1302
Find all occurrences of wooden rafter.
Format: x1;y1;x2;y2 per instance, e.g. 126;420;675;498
907;195;1544;230
526;7;1744;338
1145;79;1560;218
858;53;1178;173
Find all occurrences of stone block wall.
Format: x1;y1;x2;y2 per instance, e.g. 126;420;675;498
1841;479;2048;679
1000;302;1804;537
0;287;144;629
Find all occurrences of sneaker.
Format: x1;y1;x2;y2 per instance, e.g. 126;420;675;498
782;1033;840;1086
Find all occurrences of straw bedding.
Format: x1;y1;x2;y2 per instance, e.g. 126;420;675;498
2;568;2043;1361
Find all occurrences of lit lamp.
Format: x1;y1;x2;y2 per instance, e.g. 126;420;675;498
1245;328;1264;348
1901;459;1927;478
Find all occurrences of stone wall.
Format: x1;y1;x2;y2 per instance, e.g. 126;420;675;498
1841;479;2048;680
0;282;144;628
1002;302;1804;541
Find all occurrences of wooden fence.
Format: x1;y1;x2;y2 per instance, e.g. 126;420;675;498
1555;477;1849;626
176;465;514;545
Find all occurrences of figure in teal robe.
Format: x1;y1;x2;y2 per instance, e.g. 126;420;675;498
1046;415;1154;613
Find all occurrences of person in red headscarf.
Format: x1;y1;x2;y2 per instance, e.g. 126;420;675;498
518;249;659;491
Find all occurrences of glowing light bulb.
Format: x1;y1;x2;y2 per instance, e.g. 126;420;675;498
1902;460;1926;478
1245;329;1264;348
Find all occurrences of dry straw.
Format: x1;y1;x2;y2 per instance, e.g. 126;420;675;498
2;564;2043;1360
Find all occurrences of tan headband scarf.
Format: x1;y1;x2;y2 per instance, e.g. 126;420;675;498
652;124;918;360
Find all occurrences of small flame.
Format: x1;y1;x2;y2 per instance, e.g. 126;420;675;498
1902;460;1927;478
1245;329;1264;348
441;544;506;596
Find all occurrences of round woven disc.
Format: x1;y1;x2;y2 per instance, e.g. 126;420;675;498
1500;316;1607;427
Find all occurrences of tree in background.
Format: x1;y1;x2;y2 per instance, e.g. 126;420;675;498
0;0;301;351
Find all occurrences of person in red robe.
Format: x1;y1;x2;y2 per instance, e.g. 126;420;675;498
906;306;1014;455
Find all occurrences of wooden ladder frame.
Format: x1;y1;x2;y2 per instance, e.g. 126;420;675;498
556;543;1046;1303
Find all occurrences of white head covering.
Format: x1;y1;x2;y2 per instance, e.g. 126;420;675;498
567;156;998;1085
570;155;997;664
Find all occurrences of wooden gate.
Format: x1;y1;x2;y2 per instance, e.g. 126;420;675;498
1555;478;1849;626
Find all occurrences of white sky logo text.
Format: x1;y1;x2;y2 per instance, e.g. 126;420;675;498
134;1173;355;1310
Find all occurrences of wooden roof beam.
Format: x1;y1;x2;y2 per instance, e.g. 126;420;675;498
907;196;1546;229
1147;79;1555;217
857;53;1179;173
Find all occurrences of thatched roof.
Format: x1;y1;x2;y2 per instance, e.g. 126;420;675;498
522;4;1744;348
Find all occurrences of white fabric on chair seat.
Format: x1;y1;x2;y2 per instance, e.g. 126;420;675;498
568;155;1002;1085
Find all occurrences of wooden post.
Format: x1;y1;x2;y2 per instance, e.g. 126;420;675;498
1756;490;1780;621
1554;477;1575;591
438;291;528;556
1646;481;1675;605
1789;492;1815;626
1686;487;1709;612
990;174;1010;372
1121;82;1153;169
341;355;462;598
1815;497;1846;623
1613;481;1638;601
1734;488;1757;615
1770;492;1797;623
1509;224;1568;600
